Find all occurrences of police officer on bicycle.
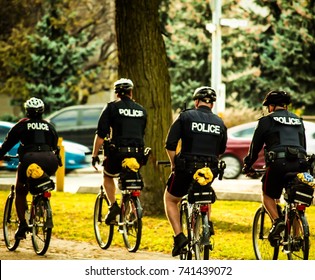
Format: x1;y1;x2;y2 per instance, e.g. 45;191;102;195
91;78;147;225
0;97;61;239
243;90;308;246
164;86;227;257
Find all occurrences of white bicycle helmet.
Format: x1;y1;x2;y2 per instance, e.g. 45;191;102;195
114;78;134;94
24;97;45;114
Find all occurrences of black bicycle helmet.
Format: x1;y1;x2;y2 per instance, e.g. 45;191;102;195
114;78;134;94
262;90;291;106
24;97;45;117
193;86;216;103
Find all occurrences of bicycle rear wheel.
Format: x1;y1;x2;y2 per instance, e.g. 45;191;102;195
120;195;142;252
287;210;309;260
93;193;114;249
179;201;192;260
252;206;279;260
192;212;210;260
31;197;52;255
3;190;20;251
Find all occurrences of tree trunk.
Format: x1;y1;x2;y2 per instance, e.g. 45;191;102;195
115;0;172;215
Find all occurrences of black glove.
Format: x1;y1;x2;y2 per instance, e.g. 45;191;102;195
92;156;100;167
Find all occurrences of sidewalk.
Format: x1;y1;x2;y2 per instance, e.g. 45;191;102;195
0;167;263;202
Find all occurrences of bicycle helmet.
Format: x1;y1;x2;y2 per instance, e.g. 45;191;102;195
262;90;291;106
24;97;45;117
193;86;216;103
114;78;134;94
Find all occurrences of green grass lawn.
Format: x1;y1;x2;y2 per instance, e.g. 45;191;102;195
1;190;315;260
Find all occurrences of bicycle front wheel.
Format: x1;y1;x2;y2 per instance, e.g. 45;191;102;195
3;192;20;251
287;210;309;260
179;201;191;260
120;195;142;252
93;193;114;249
192;212;210;260
252;206;279;260
31;197;52;255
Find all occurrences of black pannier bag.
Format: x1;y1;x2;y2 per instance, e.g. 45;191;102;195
27;175;55;195
118;167;143;190
285;174;314;206
188;181;216;204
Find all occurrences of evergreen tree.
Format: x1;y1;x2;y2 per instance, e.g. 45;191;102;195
251;0;315;113
162;0;315;113
25;1;101;113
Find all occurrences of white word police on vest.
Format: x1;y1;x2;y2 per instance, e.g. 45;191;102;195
273;117;301;125
27;123;49;131
191;122;221;134
119;108;144;117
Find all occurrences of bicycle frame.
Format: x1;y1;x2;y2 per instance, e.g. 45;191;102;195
252;171;311;260
94;168;144;253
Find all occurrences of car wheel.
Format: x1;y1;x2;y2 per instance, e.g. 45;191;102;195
221;155;242;179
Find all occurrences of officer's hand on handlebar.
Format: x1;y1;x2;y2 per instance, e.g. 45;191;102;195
92;156;100;171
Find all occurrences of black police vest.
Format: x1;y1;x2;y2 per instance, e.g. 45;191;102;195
266;110;305;151
180;109;224;157
21;119;55;146
110;100;146;147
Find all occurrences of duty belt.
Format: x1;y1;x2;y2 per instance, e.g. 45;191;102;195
186;161;213;169
117;147;143;153
275;152;306;159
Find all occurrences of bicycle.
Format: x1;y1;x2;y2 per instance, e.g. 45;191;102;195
157;159;226;260
94;151;151;253
3;156;55;255
252;168;314;260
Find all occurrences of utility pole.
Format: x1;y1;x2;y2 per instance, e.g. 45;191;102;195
209;0;224;115
207;0;247;115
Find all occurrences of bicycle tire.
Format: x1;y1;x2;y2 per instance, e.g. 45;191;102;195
179;200;191;260
31;197;52;255
252;206;279;260
120;195;142;252
93;193;114;249
287;210;309;260
3;191;20;251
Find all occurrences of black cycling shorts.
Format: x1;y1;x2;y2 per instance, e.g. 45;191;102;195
166;170;194;198
262;158;308;199
103;151;143;177
18;151;59;183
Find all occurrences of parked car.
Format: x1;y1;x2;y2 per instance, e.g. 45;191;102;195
0;121;90;172
221;120;315;179
45;104;105;150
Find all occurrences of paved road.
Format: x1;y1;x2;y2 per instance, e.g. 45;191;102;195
0;167;263;202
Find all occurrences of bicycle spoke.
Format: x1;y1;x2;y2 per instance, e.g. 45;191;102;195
31;198;52;255
3;191;20;251
93;193;114;249
287;212;309;260
252;206;279;260
121;196;142;252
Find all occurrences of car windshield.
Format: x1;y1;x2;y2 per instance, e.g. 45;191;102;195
50;110;78;128
0;126;10;139
230;127;255;139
